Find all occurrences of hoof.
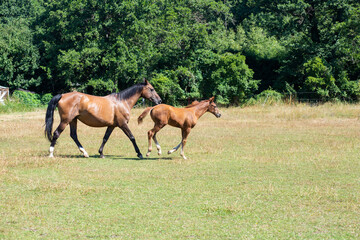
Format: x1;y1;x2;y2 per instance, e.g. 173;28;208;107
99;154;105;159
138;153;143;159
146;152;151;157
158;151;162;156
49;154;54;158
80;148;89;158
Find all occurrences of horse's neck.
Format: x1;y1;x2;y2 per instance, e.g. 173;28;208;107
192;102;209;119
123;92;141;109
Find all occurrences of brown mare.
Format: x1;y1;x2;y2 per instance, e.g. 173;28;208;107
45;79;161;159
138;97;221;159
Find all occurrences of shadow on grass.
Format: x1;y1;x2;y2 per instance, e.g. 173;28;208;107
111;155;173;161
52;154;173;161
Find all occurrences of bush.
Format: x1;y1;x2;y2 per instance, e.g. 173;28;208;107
303;57;340;101
12;90;41;107
41;93;53;105
78;79;116;96
151;73;184;105
0;91;53;113
200;52;259;105
245;89;283;106
0;98;35;113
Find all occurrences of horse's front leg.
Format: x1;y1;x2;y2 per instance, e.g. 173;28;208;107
98;126;115;158
180;128;191;160
120;124;143;159
153;133;162;155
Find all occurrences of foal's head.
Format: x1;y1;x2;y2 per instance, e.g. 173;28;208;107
207;97;221;118
141;79;162;105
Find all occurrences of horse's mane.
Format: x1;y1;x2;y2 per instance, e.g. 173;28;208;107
111;83;145;100
185;100;200;108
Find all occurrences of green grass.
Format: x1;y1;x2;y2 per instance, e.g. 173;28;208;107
1;105;360;239
0;99;42;114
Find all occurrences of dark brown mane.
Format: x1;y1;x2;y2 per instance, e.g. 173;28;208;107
110;83;145;101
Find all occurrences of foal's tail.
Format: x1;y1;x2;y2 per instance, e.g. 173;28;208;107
138;107;154;125
45;94;62;142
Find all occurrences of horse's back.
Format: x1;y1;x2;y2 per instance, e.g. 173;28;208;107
58;92;116;127
151;104;192;128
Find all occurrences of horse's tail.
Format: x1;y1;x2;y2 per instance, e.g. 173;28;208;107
138;107;154;125
45;94;62;142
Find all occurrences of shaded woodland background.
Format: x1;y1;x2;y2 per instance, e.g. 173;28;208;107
0;0;359;104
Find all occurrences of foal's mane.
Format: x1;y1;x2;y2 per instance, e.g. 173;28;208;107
111;83;145;100
185;100;200;108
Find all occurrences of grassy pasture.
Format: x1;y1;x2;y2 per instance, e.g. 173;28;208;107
0;104;360;239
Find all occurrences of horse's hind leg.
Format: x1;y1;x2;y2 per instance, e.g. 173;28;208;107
49;121;67;157
98;126;115;158
168;142;182;155
147;124;164;157
70;119;89;158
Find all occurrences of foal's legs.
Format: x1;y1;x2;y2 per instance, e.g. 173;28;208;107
120;124;143;159
49;121;67;157
153;133;162;155
69;119;89;158
167;142;182;155
168;128;191;160
147;124;164;157
180;128;191;160
98;126;115;158
167;128;191;159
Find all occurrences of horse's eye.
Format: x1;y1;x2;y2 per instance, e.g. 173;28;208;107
150;88;154;92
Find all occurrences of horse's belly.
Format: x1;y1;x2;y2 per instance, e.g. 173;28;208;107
77;112;113;127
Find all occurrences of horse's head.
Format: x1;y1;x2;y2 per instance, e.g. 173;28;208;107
207;97;221;118
141;79;162;105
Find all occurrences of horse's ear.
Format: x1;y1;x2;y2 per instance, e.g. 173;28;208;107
209;96;215;102
143;78;149;85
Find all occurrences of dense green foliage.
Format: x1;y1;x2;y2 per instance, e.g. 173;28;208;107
0;90;52;113
0;0;359;104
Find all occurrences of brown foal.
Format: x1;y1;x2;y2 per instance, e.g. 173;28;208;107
138;97;221;159
45;79;161;159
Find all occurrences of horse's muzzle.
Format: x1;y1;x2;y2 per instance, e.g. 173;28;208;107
153;98;162;105
216;113;221;118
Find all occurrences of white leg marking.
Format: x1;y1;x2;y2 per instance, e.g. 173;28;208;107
49;146;54;158
180;145;187;160
168;142;181;154
155;143;161;155
79;147;89;158
153;136;161;155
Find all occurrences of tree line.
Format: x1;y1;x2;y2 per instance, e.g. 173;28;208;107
0;0;359;105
